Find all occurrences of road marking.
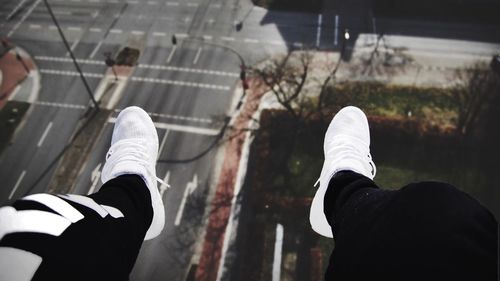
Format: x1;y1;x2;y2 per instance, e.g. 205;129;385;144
88;163;101;195
147;1;157;4
334;15;339;46
126;0;139;4
211;3;221;8
53;10;72;16
35;101;87;110
29;24;41;29
66;37;81;56
193;47;202;65
9;171;26;199
48;25;57;30
187;2;198;7
112;109;212;124
131;30;145;35
244;38;259;43
221;36;235;41
316;14;322;48
175;174;198;226
5;0;29;21
35;56;104;65
90;27;102;33
158;129;170;159
268;40;283;46
8;85;22;101
202;35;213;40
176;33;188;38
159;171;170;197
35;55;237;77
37;122;53;147
40;69;104;78
292;42;303;48
89;40;103;59
109;29;122;34
89;0;100;2
206;19;215;25
108;117;219;135
166;46;177;63
67;26;82;32
7;0;41;37
130;76;230;91
272;224;284;281
153;32;166;37
166;1;179;6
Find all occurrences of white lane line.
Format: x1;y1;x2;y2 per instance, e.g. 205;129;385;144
35;56;104;65
166;46;177;63
40;69;104;79
29;24;41;29
193;47;202;65
9;170;26;200
211;3;221;8
48;25;57;30
166;1;179;6
187;2;198;7
130;76;230;91
159;171;170;197
147;1;157;4
109;118;219;135
316;14;322;48
158;129;170;159
176;33;188;38
35;101;87;110
147;112;211;124
202;35;213;40
5;0;29;21
131;30;145;36
153;32;166;37
88;163;101;195
90;27;102;33
175;174;198;226
35;55;237;77
7;0;41;37
109;29;122;34
37;122;53;147
244;38;259;43
220;36;235;41
126;0;138;3
89;40;103;59
67;26;82;32
292;42;303;48
66;38;81;56
334;14;339;46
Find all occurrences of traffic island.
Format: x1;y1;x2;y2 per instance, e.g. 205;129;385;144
0;40;40;154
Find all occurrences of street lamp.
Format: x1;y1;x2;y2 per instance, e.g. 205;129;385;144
344;29;350;41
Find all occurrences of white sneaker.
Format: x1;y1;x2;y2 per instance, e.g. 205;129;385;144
101;106;167;240
309;106;376;238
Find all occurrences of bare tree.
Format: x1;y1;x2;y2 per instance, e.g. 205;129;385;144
452;62;500;136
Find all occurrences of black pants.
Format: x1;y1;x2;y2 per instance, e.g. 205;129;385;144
324;171;499;280
0;175;151;281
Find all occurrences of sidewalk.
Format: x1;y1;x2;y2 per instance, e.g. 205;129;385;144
0;40;40;109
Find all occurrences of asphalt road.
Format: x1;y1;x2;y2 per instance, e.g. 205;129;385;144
1;0;499;280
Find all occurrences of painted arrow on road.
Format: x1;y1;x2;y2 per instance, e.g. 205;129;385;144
87;163;102;195
174;174;198;226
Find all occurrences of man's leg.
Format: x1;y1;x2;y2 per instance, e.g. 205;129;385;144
0;175;151;280
323;174;498;280
0;106;166;280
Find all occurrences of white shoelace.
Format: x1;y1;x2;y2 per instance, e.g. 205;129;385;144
106;140;171;189
314;138;375;187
